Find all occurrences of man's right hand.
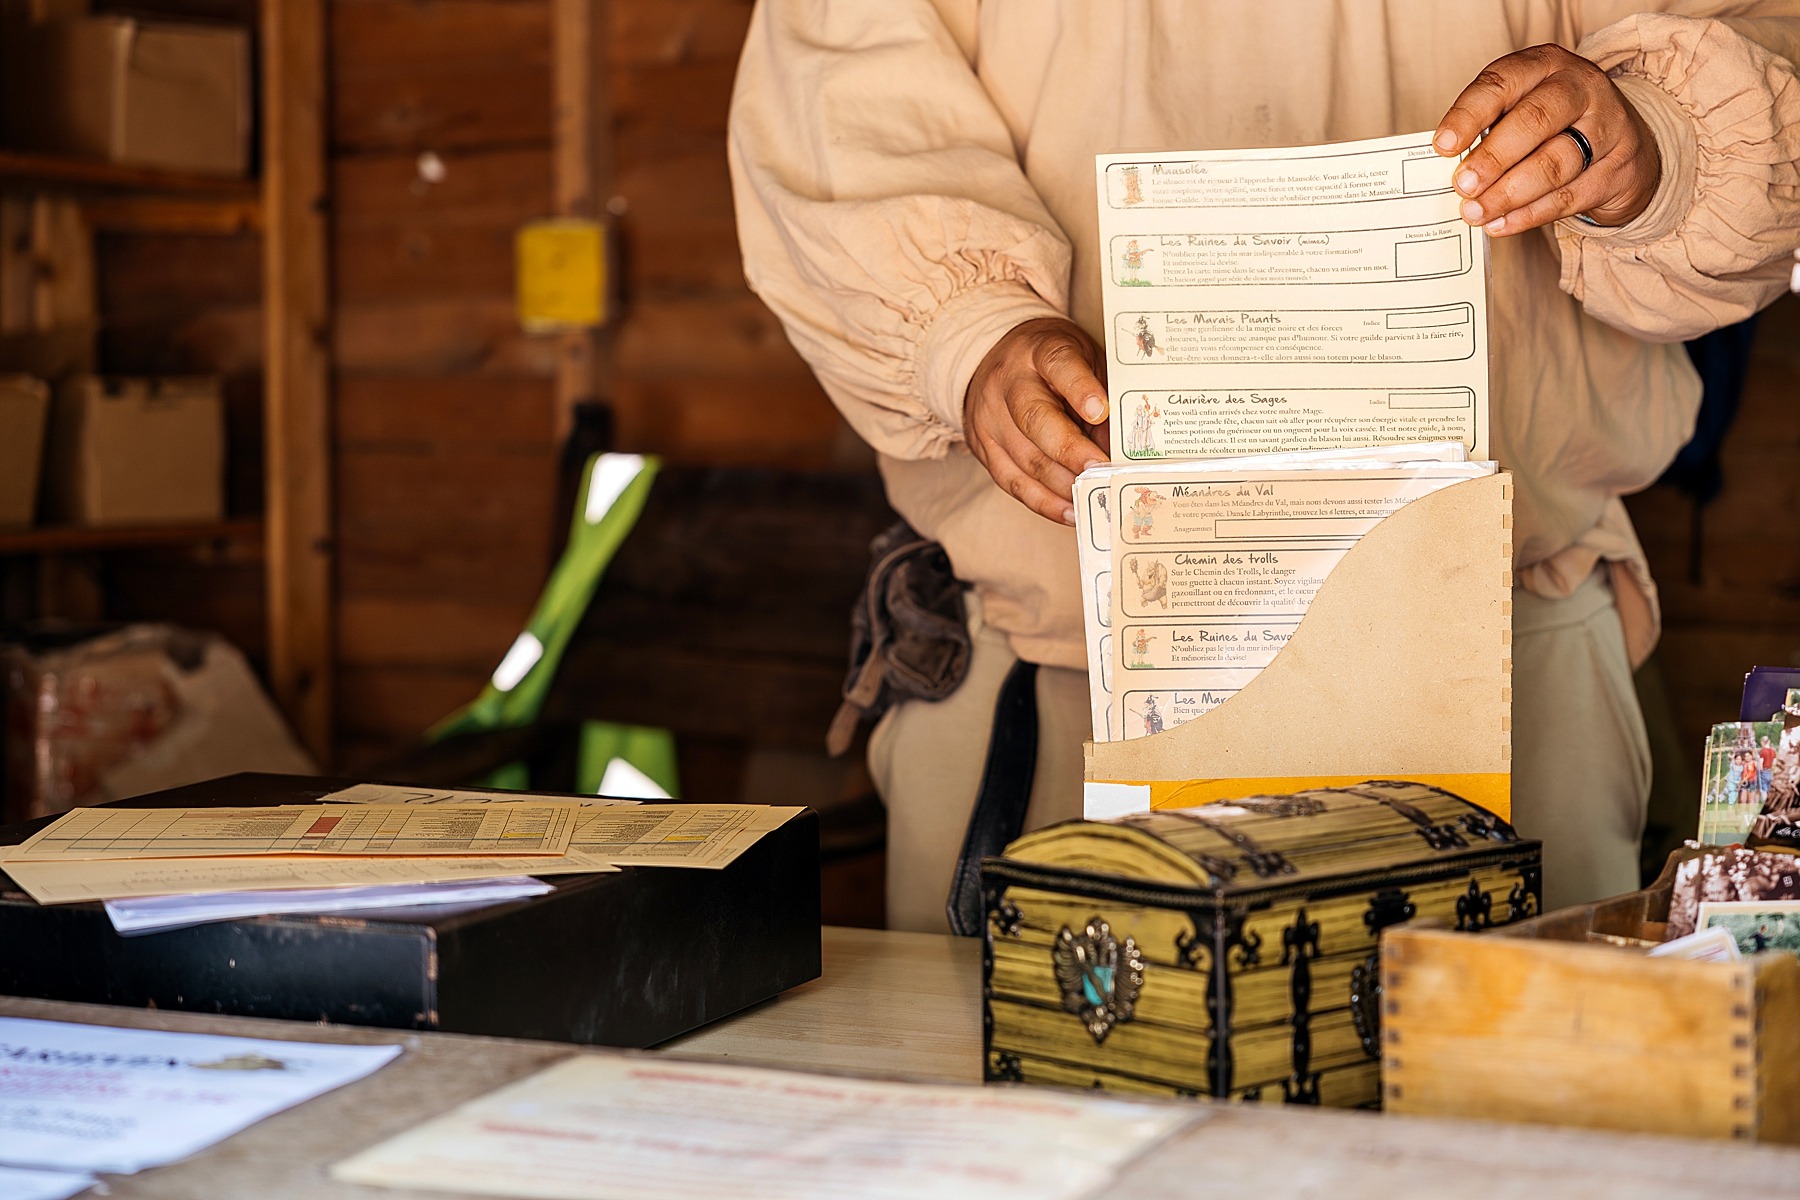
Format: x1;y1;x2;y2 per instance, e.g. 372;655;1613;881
962;317;1110;526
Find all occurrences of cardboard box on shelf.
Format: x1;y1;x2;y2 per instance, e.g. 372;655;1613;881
0;374;50;527
0;15;250;177
45;375;224;527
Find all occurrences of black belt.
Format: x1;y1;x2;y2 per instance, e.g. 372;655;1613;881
945;659;1039;937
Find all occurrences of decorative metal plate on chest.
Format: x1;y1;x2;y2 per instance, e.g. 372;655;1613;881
1052;917;1145;1044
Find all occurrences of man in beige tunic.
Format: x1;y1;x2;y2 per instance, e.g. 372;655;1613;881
729;1;1800;924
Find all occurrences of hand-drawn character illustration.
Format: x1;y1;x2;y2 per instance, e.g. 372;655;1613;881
1128;628;1155;668
1120;238;1155;285
1125;393;1162;457
1129;557;1169;609
1139;695;1163;736
1120;165;1144;206
1133;315;1160;359
1127;487;1164;538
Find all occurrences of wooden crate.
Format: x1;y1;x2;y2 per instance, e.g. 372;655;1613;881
1382;855;1800;1142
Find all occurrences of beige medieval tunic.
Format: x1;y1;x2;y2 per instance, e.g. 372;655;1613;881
729;1;1800;672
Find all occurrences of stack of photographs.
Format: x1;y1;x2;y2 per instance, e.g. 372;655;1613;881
1698;688;1800;848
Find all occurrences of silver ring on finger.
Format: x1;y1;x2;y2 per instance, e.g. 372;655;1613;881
1558;126;1605;226
1559;125;1594;172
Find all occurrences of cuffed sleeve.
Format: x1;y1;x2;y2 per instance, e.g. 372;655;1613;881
727;0;1073;461
1553;13;1800;342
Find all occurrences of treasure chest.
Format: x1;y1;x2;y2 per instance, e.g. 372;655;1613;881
980;781;1541;1106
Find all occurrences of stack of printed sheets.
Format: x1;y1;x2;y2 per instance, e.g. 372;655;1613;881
0;783;801;933
1081;131;1502;742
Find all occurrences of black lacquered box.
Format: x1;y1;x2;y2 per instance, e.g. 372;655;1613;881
0;773;821;1046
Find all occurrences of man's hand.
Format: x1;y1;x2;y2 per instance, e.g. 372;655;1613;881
1435;44;1661;236
963;317;1109;525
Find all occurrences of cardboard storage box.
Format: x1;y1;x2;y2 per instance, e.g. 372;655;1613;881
45;376;224;526
1382;853;1800;1143
0;16;250;177
0;375;50;527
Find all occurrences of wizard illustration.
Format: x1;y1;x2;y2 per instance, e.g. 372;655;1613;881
1124;393;1162;457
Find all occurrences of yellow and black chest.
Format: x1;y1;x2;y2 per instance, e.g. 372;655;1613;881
980;781;1542;1106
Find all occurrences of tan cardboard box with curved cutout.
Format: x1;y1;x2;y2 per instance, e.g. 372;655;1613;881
1086;472;1513;819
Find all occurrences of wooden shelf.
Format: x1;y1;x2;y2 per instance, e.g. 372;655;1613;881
0;149;260;202
0;518;264;556
82;194;264;235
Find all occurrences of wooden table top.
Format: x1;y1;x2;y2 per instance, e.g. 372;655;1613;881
5;926;1800;1199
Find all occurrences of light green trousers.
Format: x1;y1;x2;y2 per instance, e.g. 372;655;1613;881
871;570;1650;933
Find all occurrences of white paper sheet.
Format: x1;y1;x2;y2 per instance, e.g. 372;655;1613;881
331;1055;1195;1200
2;851;616;907
0;1018;400;1175
0;1167;93;1200
1097;131;1490;463
102;875;553;935
1108;461;1494;740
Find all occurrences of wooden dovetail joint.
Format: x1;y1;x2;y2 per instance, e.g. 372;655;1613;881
1500;513;1513;529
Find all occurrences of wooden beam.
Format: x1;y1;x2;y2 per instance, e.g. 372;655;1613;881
262;0;335;765
551;0;616;442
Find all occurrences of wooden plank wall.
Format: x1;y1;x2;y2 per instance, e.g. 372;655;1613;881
329;0;851;767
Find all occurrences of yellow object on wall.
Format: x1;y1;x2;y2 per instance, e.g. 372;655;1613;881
516;218;607;331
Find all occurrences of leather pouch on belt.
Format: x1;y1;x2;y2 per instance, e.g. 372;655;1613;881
826;521;971;756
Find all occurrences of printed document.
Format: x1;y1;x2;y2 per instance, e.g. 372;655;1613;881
1075;443;1470;741
0;1018;399;1175
324;784;803;871
1097;131;1490;463
331;1055;1194;1200
1107;461;1494;741
2;803;580;862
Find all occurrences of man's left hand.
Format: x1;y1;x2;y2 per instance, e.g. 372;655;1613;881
1435;44;1662;236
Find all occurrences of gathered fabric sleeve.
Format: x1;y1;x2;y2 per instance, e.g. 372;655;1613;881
727;0;1072;461
1549;8;1800;342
